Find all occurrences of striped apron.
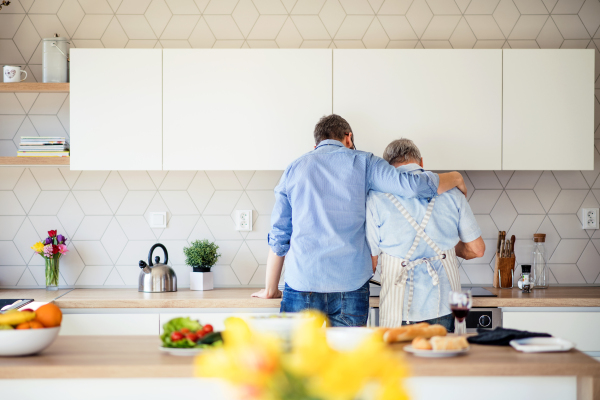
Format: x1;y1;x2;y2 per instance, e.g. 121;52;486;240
379;193;461;328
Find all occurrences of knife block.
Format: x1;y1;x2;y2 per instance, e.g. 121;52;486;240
493;254;515;288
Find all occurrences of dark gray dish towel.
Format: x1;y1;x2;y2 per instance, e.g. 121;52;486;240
467;327;552;346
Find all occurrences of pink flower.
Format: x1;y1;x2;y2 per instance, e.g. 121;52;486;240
43;244;53;257
58;244;68;255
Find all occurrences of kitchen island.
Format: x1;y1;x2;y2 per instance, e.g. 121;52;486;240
0;335;598;400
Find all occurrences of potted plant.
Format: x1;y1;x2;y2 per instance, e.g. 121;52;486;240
184;240;220;291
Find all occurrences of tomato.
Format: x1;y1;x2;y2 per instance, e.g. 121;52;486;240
171;331;184;341
202;324;213;334
180;328;190;334
186;332;198;342
20;308;34;312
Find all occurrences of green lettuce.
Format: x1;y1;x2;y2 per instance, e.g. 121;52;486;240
160;317;202;348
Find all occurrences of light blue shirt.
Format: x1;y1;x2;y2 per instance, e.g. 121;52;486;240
366;164;481;321
268;140;440;293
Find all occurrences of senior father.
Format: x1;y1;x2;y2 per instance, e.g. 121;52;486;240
251;115;467;327
367;138;485;331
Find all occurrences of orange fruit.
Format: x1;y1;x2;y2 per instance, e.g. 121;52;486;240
35;303;62;328
15;320;45;329
16;322;30;329
29;320;44;329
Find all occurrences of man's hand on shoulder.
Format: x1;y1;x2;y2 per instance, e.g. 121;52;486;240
251;288;283;299
438;171;467;197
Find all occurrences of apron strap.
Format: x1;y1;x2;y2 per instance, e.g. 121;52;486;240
384;193;443;256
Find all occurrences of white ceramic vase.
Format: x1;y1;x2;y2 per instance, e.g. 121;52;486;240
190;271;213;291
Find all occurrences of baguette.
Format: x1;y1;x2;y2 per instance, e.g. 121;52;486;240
383;323;447;343
430;336;469;351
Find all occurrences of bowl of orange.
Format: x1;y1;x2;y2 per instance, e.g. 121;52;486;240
0;303;63;356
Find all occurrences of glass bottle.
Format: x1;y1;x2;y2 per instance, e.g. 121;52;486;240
532;233;548;289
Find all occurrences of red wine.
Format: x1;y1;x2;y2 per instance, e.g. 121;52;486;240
451;307;470;322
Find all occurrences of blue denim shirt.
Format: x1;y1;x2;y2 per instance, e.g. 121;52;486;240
268;140;440;293
366;164;481;321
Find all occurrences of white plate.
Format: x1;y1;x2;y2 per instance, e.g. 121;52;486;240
158;346;205;356
509;337;574;353
403;344;470;358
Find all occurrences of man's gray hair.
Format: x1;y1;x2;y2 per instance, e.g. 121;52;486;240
383;138;422;165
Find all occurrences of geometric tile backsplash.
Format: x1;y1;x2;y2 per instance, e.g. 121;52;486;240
2;0;600;288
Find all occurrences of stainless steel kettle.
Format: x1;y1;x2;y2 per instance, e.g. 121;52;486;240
138;243;177;293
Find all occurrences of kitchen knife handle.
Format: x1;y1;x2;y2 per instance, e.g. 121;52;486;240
496;232;502;254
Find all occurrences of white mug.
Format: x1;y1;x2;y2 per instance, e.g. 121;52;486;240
3;65;27;83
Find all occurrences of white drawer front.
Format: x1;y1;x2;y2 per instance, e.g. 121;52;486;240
60;314;160;336
503;312;600;351
159;313;279;334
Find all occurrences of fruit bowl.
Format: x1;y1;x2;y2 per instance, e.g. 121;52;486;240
0;327;60;356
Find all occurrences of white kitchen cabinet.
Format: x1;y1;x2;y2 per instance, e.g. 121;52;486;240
159;312;279;333
60;313;159;335
503;310;600;351
503;49;594;170
333;50;502;170
162;49;332;170
70;49;163;170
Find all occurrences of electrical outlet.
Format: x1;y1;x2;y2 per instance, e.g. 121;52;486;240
235;210;253;231
582;208;599;229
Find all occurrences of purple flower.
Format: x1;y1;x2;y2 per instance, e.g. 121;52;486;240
57;234;66;244
45;237;52;245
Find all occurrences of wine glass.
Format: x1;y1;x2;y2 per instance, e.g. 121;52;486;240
449;290;472;336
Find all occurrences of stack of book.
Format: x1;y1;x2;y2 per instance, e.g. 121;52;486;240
17;137;70;157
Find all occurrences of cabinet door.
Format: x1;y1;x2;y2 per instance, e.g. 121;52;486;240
163;49;332;170
333;50;502;170
503;49;594;170
503;311;600;351
70;49;163;170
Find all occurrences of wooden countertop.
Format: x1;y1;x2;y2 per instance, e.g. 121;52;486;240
0;336;598;379
2;287;599;309
0;289;73;304
53;288;283;308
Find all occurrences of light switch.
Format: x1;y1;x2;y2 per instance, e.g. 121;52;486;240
149;212;167;228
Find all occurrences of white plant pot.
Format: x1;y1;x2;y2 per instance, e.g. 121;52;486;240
190;271;213;291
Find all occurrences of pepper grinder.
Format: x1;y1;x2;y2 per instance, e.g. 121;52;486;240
521;264;532;293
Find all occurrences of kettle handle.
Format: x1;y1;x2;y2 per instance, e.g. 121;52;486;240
148;243;168;266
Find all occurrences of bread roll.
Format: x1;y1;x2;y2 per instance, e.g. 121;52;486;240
430;336;469;351
383;323;447;343
412;337;432;350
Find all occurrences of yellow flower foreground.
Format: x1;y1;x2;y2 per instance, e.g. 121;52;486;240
195;312;409;400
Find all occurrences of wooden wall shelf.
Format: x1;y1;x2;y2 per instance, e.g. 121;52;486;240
0;157;70;166
0;83;70;92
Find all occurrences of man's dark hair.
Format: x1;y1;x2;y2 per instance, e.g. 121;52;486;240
313;114;353;145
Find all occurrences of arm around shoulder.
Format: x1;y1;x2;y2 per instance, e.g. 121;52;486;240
438;172;467;197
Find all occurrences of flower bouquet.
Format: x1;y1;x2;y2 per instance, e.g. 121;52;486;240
195;312;409;400
31;230;68;291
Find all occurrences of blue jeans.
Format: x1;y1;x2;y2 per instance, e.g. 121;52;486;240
402;313;455;333
280;281;370;327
